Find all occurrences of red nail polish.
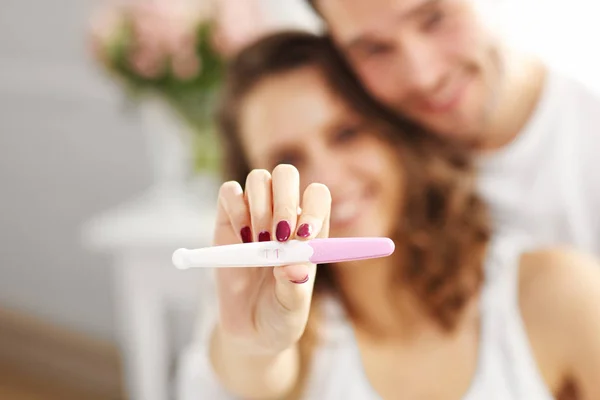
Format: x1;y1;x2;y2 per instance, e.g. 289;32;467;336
297;223;311;238
290;275;309;284
258;231;271;242
241;226;252;243
276;220;291;242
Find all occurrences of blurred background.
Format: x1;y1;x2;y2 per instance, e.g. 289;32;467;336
0;0;598;399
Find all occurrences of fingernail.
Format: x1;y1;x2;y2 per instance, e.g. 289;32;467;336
296;223;311;238
276;220;291;242
258;231;271;242
290;275;309;284
240;226;252;243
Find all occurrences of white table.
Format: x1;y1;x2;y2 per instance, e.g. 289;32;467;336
82;179;218;400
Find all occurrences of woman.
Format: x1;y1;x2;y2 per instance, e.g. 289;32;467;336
177;32;600;399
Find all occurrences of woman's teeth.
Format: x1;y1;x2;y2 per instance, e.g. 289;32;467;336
331;201;361;225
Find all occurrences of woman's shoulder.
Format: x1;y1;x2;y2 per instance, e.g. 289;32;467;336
518;246;600;319
517;246;600;388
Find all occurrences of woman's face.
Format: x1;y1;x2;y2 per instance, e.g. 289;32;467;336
238;66;404;238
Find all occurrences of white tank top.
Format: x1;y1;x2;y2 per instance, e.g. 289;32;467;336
176;234;555;400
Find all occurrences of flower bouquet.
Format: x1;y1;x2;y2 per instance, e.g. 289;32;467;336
89;0;226;173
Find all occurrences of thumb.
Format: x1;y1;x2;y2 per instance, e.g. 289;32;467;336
272;263;315;313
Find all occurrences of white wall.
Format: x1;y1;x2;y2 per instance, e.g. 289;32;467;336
0;0;153;340
260;0;323;32
488;0;600;93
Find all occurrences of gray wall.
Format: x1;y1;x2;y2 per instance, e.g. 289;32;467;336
0;0;153;340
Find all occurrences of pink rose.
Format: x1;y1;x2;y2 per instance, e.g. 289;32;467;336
89;3;125;66
213;0;270;57
90;0;213;80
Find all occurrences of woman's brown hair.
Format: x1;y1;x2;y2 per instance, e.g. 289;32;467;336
217;31;491;332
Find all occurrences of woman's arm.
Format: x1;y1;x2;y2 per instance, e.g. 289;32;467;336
210;323;301;399
520;248;600;399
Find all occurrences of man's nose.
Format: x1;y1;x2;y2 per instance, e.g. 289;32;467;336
401;38;445;93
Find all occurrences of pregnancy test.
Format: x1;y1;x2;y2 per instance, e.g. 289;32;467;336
172;237;395;269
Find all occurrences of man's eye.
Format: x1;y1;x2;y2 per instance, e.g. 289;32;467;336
334;126;359;143
362;43;393;58
422;9;445;31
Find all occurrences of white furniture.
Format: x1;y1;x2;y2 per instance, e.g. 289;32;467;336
83;179;218;400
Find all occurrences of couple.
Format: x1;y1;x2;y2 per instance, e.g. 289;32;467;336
178;1;600;399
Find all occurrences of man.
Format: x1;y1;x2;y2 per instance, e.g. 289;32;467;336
306;0;600;256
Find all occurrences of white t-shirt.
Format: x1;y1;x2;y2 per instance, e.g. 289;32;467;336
477;68;600;257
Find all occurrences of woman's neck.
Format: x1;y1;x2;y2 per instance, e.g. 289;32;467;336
332;256;433;340
331;255;482;342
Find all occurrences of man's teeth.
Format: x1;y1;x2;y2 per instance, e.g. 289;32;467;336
430;85;459;106
428;74;465;107
431;91;454;106
331;201;360;224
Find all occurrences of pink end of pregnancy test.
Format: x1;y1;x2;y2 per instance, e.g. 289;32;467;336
172;237;395;269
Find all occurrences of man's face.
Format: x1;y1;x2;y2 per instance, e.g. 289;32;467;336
318;0;502;140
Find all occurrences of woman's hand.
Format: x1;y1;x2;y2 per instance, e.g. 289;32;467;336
212;164;331;354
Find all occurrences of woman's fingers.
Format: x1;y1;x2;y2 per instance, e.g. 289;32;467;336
245;169;273;242
272;176;334;314
218;168;331;245
273;263;312;284
273;183;332;285
218;181;252;243
214;181;257;332
266;165;312;310
295;183;332;240
271;164;300;242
